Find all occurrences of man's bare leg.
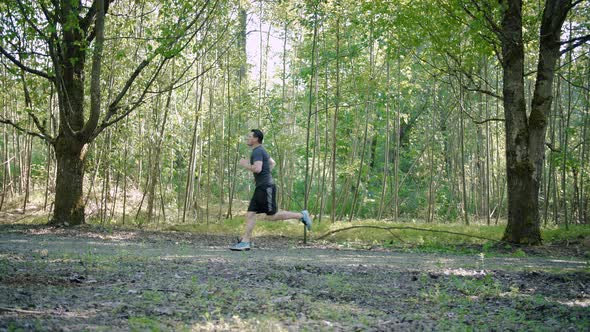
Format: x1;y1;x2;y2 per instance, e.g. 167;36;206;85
242;212;257;243
242;211;303;242
264;210;303;221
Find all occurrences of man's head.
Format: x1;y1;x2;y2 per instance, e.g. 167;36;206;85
247;129;264;147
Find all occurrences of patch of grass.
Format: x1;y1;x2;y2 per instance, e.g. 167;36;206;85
419;283;452;304
542;224;590;242
128;316;162;331
451;275;503;298
324;274;350;292
511;248;527;258
308;300;383;327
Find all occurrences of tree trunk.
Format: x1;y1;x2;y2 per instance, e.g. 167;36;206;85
427;82;436;223
48;0;106;226
484;60;492;225
183;62;203;223
393;55;401;220
562;27;574;229
349;19;374;222
378;58;390;220
304;8;319;212
501;0;570;244
580;58;590;224
459;81;469;225
331;15;340;223
50;137;86;225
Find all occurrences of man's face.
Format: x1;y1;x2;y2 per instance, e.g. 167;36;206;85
246;132;258;147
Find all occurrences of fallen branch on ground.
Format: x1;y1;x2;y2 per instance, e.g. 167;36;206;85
316;225;503;243
0;307;46;315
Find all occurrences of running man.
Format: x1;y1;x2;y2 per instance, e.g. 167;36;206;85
230;129;312;251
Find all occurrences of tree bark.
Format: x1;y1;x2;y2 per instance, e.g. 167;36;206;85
459;81;469;225
50;137;87;225
378;58;390;220
501;0;570;244
331;14;340;223
49;0;106;226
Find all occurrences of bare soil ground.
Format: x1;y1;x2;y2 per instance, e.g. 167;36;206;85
0;225;589;331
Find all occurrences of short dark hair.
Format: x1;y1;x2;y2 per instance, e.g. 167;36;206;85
251;129;264;143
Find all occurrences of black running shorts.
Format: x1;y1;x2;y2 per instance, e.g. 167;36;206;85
247;184;277;215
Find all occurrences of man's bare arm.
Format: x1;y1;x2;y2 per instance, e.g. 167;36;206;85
251;161;263;173
269;158;276;170
239;158;262;173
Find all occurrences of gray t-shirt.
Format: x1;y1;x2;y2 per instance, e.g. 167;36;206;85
250;145;273;187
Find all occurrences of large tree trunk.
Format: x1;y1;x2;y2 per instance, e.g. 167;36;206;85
51;137;87;225
49;0;106;226
501;0;570;244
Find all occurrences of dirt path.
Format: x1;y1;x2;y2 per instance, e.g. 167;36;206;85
0;226;588;331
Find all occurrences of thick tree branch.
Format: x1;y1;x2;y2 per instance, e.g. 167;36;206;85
568;0;586;11
560;33;590;46
546;142;561;152
85;0;112;44
560;34;590;54
0;46;54;81
49;0;59;12
96;0;217;138
93;59;168;139
80;0;99;33
80;0;105;140
464;87;504;100
107;57;154;113
26;110;53;142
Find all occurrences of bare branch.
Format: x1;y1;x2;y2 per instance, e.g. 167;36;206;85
560;34;590;55
560;34;590;46
460;99;505;124
0;46;54;80
107;0;213;113
0;118;52;143
93;59;168;139
464;87;504;100
26;109;53;141
546;142;561;153
569;0;586;11
558;73;590;92
316;225;503;243
107;57;154;112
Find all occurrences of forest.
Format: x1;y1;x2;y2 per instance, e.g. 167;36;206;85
1;0;589;243
0;0;590;330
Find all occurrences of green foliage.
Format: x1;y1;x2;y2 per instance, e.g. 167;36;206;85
0;0;588;236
